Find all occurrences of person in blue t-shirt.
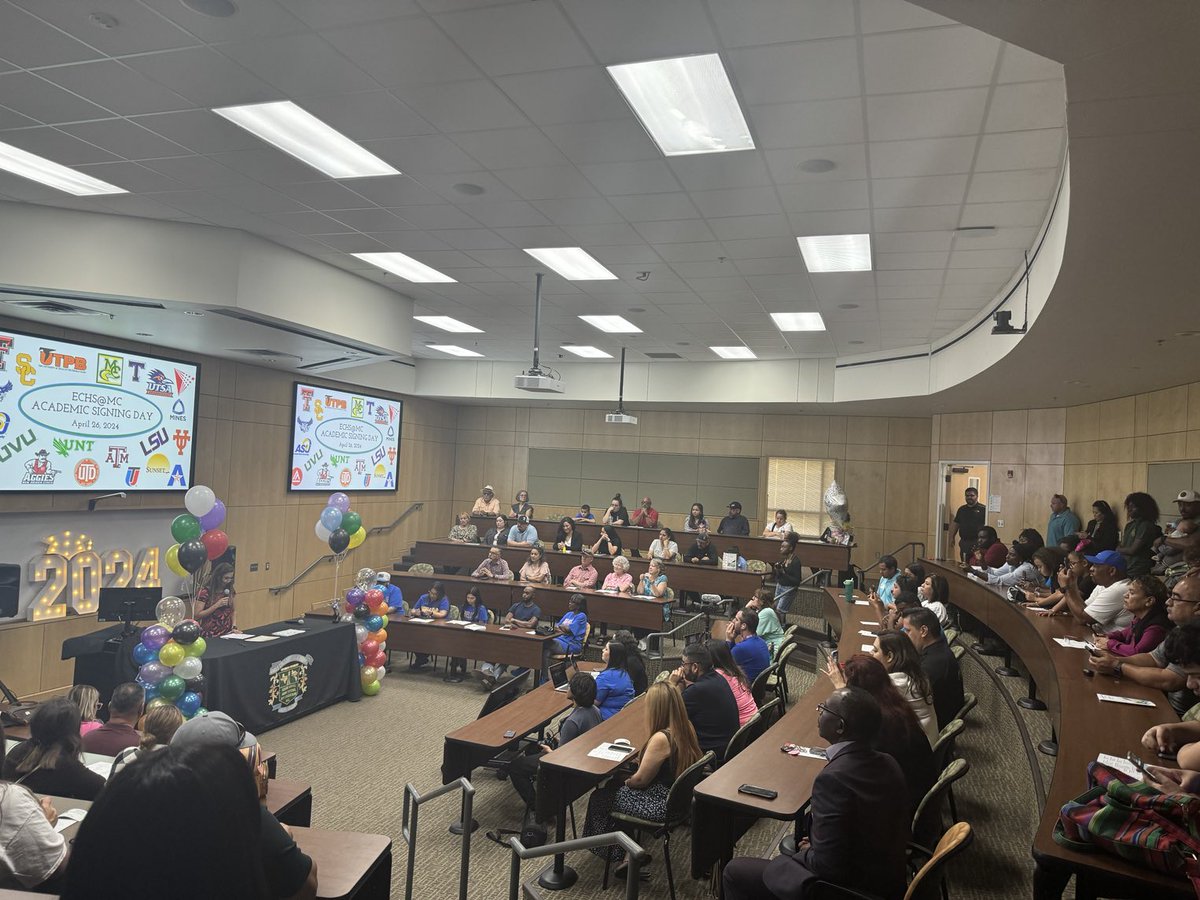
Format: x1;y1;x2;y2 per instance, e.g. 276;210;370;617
508;517;539;547
528;594;589;685
726;607;771;683
872;555;900;608
409;581;449;670
447;584;489;683
376;572;403;613
574;504;596;521
595;640;636;719
482;586;543;686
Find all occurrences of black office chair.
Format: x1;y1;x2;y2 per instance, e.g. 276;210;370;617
750;661;780;706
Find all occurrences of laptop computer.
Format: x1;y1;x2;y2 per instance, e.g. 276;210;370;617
551;660;579;691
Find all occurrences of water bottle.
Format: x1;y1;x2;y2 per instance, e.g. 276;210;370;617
843;579;854;604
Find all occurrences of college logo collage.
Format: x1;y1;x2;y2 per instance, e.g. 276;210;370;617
290;386;399;491
0;335;197;490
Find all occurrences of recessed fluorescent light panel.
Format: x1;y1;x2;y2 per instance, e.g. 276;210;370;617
711;346;756;359
0;140;126;195
796;234;872;273
352;252;456;283
579;315;642;334
427;345;483;357
561;345;613;358
770;312;827;332
524;248;618;281
213;101;399;179
608;54;754;156
413;315;482;333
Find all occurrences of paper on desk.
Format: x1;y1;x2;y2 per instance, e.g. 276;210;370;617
1054;637;1092;650
1096;753;1140;780
246;634;279;643
407;617;434;624
445;619;470;625
789;746;828;761
858;629;876;637
86;760;112;779
854;600;870;606
54;807;87;833
588;742;636;761
273;628;305;637
464;623;487;631
1097;693;1156;707
860;644;874;652
859;620;876;625
221;633;252;640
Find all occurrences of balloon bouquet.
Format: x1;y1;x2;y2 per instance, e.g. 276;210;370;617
133;597;208;719
166;484;230;602
314;491;366;610
343;567;388;697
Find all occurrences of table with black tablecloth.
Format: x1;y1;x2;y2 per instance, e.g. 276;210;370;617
62;618;361;734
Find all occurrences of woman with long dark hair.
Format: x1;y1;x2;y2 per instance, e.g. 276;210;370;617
0;721;68;890
708;639;758;726
1119;492;1161;577
612;630;649;695
195;561;236;637
589;524;623;557
1096;575;1172;656
1;698;104;801
553;517;582;552
773;531;803;614
595;641;636;720
684;503;708;533
868;631;937;745
1078;500;1120;552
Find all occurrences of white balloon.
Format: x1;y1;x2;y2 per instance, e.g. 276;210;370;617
378;642;386;652
174;655;203;680
376;666;387;678
315;521;332;541
184;485;216;517
354;624;368;644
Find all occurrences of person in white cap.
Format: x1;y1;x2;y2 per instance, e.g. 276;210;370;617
376;571;403;613
472;485;500;516
1154;490;1200;572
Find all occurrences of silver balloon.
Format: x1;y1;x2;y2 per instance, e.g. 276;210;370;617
376;666;387;678
174;655;203;680
355;567;376;588
354;624;368;645
156;597;187;628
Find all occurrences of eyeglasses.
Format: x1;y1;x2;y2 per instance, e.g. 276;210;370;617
1168;593;1200;605
815;702;844;724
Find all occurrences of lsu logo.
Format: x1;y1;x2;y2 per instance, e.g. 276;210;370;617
140;428;168;455
96;353;123;386
294;438;311;455
74;458;100;487
15;353;35;386
125;467;140;487
145;369;173;396
168;464;187;487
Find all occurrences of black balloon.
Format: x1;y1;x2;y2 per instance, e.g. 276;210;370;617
353;603;371;620
328;528;350;554
172;621;202;645
178;539;208;573
184;675;206;695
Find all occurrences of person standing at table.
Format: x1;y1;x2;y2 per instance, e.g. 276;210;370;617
948;487;987;562
1046;494;1082;549
762;509;794;538
630;497;659;529
3;699;106;802
718;501;750;536
667;642;739;761
721;688;909;900
0;721;68;892
195;562;237;637
563;548;600;590
1118;492;1161;578
519;546;552;584
553;517;583;552
472;484;501;516
684;502;709;533
82;682;144;756
375;572;403;613
602;494;629;526
511;489;534;519
473;546;514;581
726;609;770;683
409;582;450;671
508;516;538;548
772;532;804;615
899;607;963;729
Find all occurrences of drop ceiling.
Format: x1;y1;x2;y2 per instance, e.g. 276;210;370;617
0;0;1065;363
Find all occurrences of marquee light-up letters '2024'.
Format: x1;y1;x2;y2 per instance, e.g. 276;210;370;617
26;531;160;621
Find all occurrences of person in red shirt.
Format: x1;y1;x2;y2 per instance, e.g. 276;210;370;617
966;525;1008;569
81;682;144;756
629;497;659;529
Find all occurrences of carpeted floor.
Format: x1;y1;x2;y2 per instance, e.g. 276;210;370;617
262;628;1058;900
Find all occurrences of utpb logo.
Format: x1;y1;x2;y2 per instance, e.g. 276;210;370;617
74;458;100;487
168;464;187;487
39;348;87;371
96;353;123;386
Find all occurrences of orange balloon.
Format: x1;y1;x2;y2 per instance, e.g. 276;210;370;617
369;628;388;644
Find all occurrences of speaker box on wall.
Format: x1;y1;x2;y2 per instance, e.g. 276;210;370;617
0;564;18;619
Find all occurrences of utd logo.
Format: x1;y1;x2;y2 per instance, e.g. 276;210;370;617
338;468;352;487
74;458;100;487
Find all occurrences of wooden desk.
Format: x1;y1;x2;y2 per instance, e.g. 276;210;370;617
920;560;1189;899
535;696;652;889
293;826;393;900
441;662;602;783
388;617;554;670
412;539;763;599
266;777;313;827
690;588;868;879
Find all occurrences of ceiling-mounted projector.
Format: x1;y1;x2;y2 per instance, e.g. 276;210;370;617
515;271;566;394
606;411;638;425
515;372;564;393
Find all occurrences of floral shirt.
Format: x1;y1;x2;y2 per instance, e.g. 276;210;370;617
449;524;478;542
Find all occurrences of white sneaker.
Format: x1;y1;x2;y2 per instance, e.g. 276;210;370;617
480;663;496;676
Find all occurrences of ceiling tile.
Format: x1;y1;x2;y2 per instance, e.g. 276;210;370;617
871;174;968;208
450;127;568;169
218;33;378;98
787;208;872;235
0;6;103;68
436;3;593;75
461;200;553;228
707;213;790;240
71;160;183;193
708;0;855;48
776;180;869;212
0;126;119;165
857;0;957;33
720;237;796;259
578;160;681;196
328;208;411;231
669;152;773;190
137;156;248;189
871;204;960;232
875;269;943;286
875;251;950;270
495;67;630;125
986;81;1067;132
869;136;978;178
965;169;1058;204
608;192;700;222
633;219;717;244
348;174;445;205
208;147;327;185
728;38;861;105
131;110;264;154
265;210;348;235
765;145;868;183
416;170;521;202
395;204;482;229
947;248;1023;269
0;72;111;124
591;245;661;265
974;128;1065;172
59;118;191;160
691;186;783;218
125;47;279;108
137;0;309;42
997;43;1063;84
951;225;1037;250
748;97;865;150
277;0;422;28
0;104;38;130
207;182;307;213
943;266;1015;285
542;119;660;165
431;228;514;249
959;200;1050;228
862;27;1000;94
398;79;529;132
301;91;435;140
38;60;193;117
531;197;624;225
561;222;646;245
323;15;481;87
359;135;481;174
277;180;376;209
560;0;719;64
653;241;725;262
734;256;809;275
494;165;599;200
865;88;989;142
873;230;954;253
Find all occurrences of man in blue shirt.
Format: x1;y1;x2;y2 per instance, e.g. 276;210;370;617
727;608;771;683
482;586;543;685
574;504;595;521
508;516;539;547
532;593;588;685
873;555;900;608
375;572;403;613
1047;494;1082;548
409;586;450;670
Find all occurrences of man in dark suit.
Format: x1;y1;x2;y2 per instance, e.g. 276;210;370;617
722;687;910;900
901;606;965;729
667;642;739;761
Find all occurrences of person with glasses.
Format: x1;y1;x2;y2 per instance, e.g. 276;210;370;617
1140;622;1200;785
1090;576;1200;715
666;643;739;762
722;687;909;900
1048;549;1133;628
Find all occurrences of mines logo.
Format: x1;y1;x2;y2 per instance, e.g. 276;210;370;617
145;368;174;396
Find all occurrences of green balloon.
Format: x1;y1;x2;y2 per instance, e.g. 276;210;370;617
171;513;202;543
341;511;362;535
184;636;207;658
362;679;381;697
159;674;186;701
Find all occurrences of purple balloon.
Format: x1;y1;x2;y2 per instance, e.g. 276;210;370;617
199;499;226;532
328;491;351;513
346;587;366;607
138;661;169;685
141;624;170;650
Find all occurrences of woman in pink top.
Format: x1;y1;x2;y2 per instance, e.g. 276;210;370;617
600;555;634;594
1096;576;1172;657
708;639;758;727
69;684;102;736
518;546;552;584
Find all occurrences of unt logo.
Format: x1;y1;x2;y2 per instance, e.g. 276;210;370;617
53;437;95;458
39;348;87;371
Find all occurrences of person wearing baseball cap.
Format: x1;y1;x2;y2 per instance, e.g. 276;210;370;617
472;484;500;516
1059;549;1133;629
718;501;750;536
376;571;403;613
172;712;317;898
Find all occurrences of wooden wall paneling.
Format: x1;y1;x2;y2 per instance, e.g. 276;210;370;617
0;622;47;696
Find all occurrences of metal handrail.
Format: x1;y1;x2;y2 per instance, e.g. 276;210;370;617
402;778;474;900
640;611;702;659
858;541;927;575
268;501;424;594
507;833;649;900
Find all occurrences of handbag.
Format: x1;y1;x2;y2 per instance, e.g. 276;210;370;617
1054;760;1200;896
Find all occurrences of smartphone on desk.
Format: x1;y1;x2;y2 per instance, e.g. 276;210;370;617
738;784;778;800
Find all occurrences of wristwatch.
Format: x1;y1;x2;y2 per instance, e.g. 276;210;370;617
1114;661;1124;677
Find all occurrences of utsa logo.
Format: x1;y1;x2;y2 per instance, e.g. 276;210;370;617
145;368;173;396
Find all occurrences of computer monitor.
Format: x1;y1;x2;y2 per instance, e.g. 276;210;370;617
97;587;163;623
0;564;18;619
477;670;530;718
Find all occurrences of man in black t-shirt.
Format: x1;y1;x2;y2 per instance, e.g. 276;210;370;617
668;643;739;761
948;487;987;561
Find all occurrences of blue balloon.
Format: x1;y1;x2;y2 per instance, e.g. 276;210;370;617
366;615;383;632
319;506;343;532
177;691;203;717
132;642;157;666
143;683;161;701
357;653;366;666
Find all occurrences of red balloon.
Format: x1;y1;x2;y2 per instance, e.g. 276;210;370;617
344;600;356;614
365;589;384;606
201;529;229;561
360;639;379;658
369;651;387;668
